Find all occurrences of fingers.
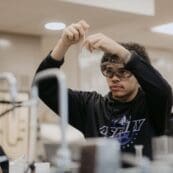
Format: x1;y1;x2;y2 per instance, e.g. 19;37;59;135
83;33;104;52
64;29;74;41
73;23;85;38
78;20;90;31
84;41;94;53
69;25;80;41
92;40;103;50
64;20;90;42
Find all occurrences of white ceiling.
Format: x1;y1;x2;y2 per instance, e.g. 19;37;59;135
61;0;155;15
0;0;173;50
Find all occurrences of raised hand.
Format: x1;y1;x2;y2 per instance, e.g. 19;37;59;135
61;20;90;47
51;20;89;60
83;33;131;63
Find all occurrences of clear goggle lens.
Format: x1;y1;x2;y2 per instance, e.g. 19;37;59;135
101;63;132;79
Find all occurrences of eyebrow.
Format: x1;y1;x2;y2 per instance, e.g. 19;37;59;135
105;64;124;69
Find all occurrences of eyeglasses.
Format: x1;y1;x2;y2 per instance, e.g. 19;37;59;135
101;63;132;79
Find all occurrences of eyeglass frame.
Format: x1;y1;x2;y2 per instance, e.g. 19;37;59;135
100;62;132;79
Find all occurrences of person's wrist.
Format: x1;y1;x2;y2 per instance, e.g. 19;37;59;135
51;38;70;61
117;47;131;64
59;38;71;49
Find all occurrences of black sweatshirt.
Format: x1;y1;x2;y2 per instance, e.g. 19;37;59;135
35;51;172;159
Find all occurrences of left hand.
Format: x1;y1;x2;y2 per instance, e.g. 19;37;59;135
83;33;131;61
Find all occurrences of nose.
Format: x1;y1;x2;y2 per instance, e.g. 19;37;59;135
111;74;121;83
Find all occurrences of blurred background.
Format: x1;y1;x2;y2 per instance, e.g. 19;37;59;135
0;0;173;162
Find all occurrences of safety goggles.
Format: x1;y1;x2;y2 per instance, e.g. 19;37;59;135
101;62;132;79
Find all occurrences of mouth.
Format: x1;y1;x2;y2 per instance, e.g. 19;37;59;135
110;85;124;91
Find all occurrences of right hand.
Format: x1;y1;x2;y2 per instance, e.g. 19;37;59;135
51;20;89;60
61;20;90;47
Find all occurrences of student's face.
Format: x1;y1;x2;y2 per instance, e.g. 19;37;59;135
102;63;139;100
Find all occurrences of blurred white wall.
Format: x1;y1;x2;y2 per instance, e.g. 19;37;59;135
0;32;41;91
148;47;173;87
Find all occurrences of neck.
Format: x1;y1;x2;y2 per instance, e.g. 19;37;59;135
112;88;139;102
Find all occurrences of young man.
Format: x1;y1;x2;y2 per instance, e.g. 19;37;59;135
35;20;172;159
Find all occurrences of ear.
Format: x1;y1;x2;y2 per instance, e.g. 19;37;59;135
134;77;140;88
137;82;141;88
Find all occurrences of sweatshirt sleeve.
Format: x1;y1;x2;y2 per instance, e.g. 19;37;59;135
36;52;65;72
125;52;173;135
35;53;97;133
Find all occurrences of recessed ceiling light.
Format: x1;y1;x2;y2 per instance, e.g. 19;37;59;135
44;22;66;31
151;22;173;35
0;38;11;48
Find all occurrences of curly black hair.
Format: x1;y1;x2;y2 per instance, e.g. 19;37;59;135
101;42;151;65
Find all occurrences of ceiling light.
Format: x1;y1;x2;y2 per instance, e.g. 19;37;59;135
151;22;173;35
0;38;11;48
44;22;66;31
